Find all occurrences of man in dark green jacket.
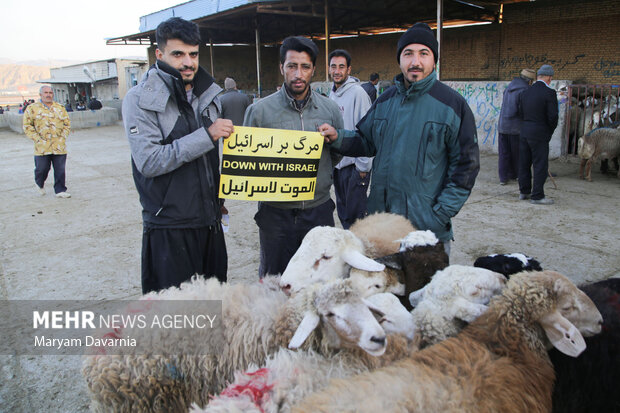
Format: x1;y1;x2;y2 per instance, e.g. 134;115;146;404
319;23;480;255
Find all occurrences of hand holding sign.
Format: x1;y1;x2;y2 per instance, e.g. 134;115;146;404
208;119;234;141
318;123;338;143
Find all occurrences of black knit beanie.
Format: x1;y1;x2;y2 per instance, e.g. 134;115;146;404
396;22;438;63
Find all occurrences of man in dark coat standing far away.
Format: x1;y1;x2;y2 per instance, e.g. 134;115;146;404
122;17;233;293
517;64;558;205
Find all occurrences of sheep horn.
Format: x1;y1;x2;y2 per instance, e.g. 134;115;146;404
341;249;385;272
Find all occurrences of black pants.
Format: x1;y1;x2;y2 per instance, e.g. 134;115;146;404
34;154;67;193
518;135;549;200
141;226;227;294
498;133;520;182
254;199;335;278
333;164;370;229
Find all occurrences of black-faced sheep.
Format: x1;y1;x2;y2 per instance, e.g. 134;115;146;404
82;277;389;413
550;277;620;413
292;271;603;413
473;253;542;277
578;127;620;181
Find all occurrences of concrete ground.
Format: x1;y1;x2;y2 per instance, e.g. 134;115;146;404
0;122;618;412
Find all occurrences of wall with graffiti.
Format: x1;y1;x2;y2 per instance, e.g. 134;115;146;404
446;80;570;157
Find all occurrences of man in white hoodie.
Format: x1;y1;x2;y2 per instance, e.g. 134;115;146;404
328;49;372;229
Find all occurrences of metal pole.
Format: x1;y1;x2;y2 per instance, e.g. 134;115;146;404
210;38;215;77
436;0;443;80
255;27;262;98
325;0;329;82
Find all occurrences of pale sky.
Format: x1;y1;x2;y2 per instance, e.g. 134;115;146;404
0;0;183;63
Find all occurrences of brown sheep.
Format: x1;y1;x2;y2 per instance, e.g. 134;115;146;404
292;271;603;413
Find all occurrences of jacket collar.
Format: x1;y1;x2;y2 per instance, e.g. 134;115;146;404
155;60;215;98
394;70;436;97
279;84;316;112
330;76;360;97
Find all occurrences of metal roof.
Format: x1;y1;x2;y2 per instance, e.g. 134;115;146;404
107;0;529;46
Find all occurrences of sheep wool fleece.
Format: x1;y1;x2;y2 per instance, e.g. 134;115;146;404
332;71;480;241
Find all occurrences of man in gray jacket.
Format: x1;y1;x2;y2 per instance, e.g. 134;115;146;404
328;49;372;229
122;17;233;293
244;36;344;278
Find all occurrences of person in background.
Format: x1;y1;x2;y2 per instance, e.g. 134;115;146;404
517;64;558;205
87;96;102;110
243;36;344;278
23;85;72;198
122;17;233;293
64;100;73;112
219;77;251;126
497;68;535;185
76;101;86;111
361;72;380;103
328;49;372;229
0;106;4;114
319;22;480;258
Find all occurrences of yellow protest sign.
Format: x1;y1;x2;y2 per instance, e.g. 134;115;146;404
219;126;324;201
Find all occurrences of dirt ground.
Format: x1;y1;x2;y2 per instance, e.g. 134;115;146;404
0;122;618;412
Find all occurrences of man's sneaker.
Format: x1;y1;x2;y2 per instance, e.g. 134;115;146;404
519;193;530;200
530;197;554;205
499;181;507;186
36;185;45;196
55;192;71;199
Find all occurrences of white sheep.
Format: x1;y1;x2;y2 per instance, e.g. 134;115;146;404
292;271;603;413
82;277;388;413
279;226;386;294
198;265;508;413
408;265;507;349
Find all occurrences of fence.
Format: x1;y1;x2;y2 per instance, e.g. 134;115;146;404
564;84;619;155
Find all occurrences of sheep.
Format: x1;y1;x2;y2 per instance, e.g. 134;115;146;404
82;277;389;413
578;127;620;181
408;265;507;349
278;226;387;294
197;265;509;413
473;253;542;277
349;212;416;257
195;293;416;413
371;229;449;310
550;278;620;413
292;270;603;413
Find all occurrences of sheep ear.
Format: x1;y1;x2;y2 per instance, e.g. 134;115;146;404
288;311;321;349
375;253;403;270
409;287;426;307
539;311;586;357
342;249;385;272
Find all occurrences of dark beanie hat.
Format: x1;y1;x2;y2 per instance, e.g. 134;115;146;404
396;23;438;63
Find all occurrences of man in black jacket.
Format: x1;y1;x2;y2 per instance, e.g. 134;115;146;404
518;64;558;205
122;17;233;293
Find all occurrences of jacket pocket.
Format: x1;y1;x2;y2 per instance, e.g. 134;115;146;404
419;121;449;179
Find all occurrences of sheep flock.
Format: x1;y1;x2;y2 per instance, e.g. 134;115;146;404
82;212;617;413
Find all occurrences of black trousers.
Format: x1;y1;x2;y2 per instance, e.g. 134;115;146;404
333;164;370;229
34;154;67;193
141;226;227;294
254;199;335;278
498;133;520;182
518;135;550;200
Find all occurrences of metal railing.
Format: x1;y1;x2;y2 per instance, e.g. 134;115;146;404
564;84;619;155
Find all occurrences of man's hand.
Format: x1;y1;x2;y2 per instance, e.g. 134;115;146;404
359;172;368;179
208;119;234;141
318;123;338;143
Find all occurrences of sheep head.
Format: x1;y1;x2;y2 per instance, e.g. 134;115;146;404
500;270;602;357
348;267;405;297
279;226;384;294
363;293;416;340
473;253;542;277
288;279;387;356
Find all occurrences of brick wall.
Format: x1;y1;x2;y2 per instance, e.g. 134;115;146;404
146;0;619;92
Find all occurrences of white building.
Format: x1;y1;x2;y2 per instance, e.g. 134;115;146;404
38;58;148;105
